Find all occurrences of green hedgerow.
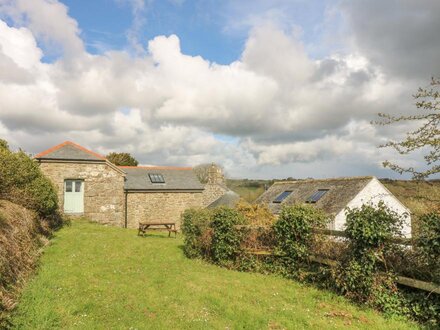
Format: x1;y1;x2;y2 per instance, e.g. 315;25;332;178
333;202;406;314
273;204;328;275
0;140;60;222
210;207;246;266
181;208;213;259
416;212;440;271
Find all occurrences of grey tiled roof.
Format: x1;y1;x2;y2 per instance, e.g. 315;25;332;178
122;167;204;191
256;176;374;216
207;190;240;208
35;142;105;161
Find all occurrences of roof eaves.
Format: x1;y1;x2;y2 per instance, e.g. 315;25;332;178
118;165;193;171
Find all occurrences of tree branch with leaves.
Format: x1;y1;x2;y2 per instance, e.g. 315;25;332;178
375;77;439;179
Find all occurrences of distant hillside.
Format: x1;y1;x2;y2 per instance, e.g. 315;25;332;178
226;178;440;218
380;179;440;216
226;179;272;203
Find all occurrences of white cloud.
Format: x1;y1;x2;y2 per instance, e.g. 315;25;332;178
0;0;84;57
0;0;437;179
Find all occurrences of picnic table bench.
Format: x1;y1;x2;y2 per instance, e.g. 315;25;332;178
138;222;177;238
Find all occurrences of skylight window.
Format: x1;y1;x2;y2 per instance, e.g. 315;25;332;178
306;189;329;203
149;173;165;183
273;191;292;203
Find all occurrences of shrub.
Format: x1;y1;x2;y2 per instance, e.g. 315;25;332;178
273;205;328;275
234;200;276;226
416;212;440;281
210;207;246;266
0;141;60;224
333;202;406;314
181;208;213;258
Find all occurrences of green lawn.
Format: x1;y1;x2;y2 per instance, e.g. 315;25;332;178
11;220;417;329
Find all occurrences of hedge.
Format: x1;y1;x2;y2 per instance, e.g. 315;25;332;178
182;203;440;326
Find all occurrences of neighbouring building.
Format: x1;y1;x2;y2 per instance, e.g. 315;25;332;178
34;141;227;229
256;176;412;237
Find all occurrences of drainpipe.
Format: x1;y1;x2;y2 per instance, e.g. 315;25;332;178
124;190;128;228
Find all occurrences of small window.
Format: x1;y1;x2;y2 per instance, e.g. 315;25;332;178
75;181;82;192
273;191;292;203
306;189;329;203
65;181;72;192
149;173;165;183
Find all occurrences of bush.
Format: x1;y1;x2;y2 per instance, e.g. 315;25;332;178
234;200;275;226
273;205;328;275
0;140;60;224
416;212;440;281
181;202;439;325
210;207;246;266
333;202;406;313
181;208;213;258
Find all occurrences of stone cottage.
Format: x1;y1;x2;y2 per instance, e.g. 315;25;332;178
35;141;228;229
256;176;412;237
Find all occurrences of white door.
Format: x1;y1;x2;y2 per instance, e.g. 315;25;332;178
64;180;84;213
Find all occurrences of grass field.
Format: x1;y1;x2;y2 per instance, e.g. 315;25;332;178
11;220;417;329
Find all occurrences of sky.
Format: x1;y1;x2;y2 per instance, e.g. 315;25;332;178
0;0;439;179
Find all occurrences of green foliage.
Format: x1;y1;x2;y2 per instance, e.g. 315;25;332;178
210;207;246;265
416;212;440;259
106;152;139;166
0;142;60;221
273;205;327;273
401;291;440;327
344;202;405;250
0;139;8;150
334;202;406;313
181;208;212;258
415;212;440;283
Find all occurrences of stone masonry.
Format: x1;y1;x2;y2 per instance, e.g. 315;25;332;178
201;163;229;207
39;161;125;226
126;191;203;229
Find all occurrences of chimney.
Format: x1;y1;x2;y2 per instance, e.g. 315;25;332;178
207;163;224;185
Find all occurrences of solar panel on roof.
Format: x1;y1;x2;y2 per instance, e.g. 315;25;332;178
148;173;165;183
306;189;328;203
273;191;292;203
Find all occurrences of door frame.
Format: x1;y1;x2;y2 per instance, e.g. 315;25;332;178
63;179;85;214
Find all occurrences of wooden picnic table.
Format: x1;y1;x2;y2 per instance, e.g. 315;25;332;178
138;222;177;238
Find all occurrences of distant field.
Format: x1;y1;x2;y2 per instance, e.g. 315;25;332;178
226;178;440;218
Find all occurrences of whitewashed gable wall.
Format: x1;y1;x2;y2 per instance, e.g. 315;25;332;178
333;177;411;237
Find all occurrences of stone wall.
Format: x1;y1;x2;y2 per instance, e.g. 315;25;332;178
126;191;203;229
201;183;229;207
39;161;125;226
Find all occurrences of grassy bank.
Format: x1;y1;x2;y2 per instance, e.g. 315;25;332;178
11;220;416;329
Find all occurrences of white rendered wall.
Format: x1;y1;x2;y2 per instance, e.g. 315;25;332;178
333;178;411;237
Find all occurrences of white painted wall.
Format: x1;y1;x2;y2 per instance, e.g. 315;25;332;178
333;177;412;237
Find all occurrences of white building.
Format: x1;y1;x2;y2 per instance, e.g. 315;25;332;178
256;176;411;237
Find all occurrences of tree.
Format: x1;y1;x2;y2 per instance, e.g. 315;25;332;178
106;152;139;166
376;77;440;179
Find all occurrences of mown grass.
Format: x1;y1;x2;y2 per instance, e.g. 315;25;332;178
11;220;417;329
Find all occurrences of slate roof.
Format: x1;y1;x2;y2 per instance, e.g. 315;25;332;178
207;190;240;208
34;141;105;161
121;166;204;191
255;176;374;216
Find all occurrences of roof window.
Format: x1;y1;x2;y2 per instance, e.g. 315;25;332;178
306;189;328;203
149;173;165;183
273;191;292;203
